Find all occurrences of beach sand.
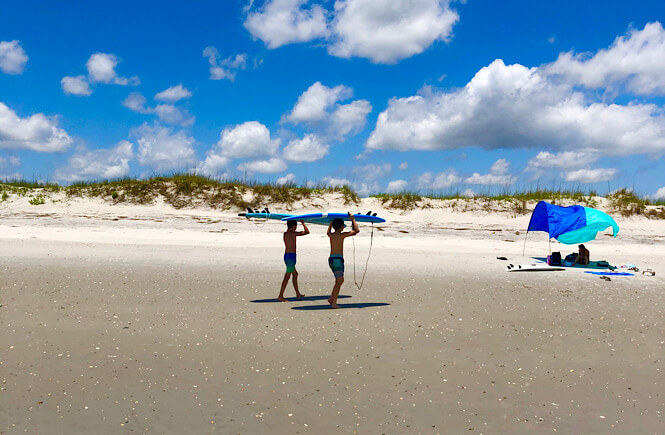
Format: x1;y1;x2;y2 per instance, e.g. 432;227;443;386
1;198;664;433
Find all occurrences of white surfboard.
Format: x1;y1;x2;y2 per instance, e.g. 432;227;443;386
506;263;565;272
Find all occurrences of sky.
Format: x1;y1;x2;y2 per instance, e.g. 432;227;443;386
1;0;665;198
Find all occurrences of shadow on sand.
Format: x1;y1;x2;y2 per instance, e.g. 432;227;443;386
251;295;352;303
291;302;391;311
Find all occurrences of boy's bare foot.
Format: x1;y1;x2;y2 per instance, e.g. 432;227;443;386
328;297;333;304
296;294;305;300
278;296;287;302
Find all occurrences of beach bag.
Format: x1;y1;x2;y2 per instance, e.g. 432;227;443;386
549;252;562;266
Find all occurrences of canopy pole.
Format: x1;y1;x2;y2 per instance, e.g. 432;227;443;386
522;231;529;256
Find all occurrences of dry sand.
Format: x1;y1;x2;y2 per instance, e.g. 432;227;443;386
1;197;664;433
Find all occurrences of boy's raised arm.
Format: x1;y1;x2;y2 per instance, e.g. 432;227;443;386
326;221;333;236
346;212;359;236
296;221;310;236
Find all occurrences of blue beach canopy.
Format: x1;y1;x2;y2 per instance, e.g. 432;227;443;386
527;201;620;245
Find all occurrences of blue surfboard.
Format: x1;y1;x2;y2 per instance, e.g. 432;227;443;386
282;213;386;224
239;212;332;225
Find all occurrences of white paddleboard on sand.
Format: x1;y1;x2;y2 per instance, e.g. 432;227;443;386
506;264;565;272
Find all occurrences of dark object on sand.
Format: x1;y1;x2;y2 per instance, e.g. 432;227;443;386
496;256;508;260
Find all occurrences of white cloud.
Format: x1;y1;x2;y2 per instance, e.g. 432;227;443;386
367;59;665;156
465;159;517;185
653;186;665;200
244;0;460;64
61;75;92;96
545;22;665;96
320;176;352;188
329;0;459;64
416;170;461;189
526;151;597;172
238;157;287;174
461;188;475;197
564;168;617;183
285;81;371;140
197;154;231;177
9;156;20;166
218;121;280;158
0;40;28;74
330;99;372;139
398;162;408;170
203;47;247;81
123;92;193;126
0;102;72;152
155;84;192;102
283;134;329;162
277;173;296;185
353;163;392;181
56;141;133;182
244;0;329;49
86;53;138;85
386;179;408;193
286;81;352;124
133;124;196;172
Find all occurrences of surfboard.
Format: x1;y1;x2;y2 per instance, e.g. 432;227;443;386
238;212;293;220
506;264;565;272
282;213;386;224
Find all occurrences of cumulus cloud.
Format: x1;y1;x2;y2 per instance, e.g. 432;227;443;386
386;179;408;193
545;22;665;96
238;157;287;174
86;53;138;85
286;82;352;124
564;168;617;183
330;99;372;139
367;59;665;156
416;170;461;190
123;92;193;126
277;173;296;185
526;151;597;172
244;0;460;63
398;162;408;170
0;40;28;74
56;141;133;182
244;0;329;49
0;102;72;152
318;176;352;188
197;154;231;177
62;52;138;96
285;81;371;140
329;0;459;63
154;84;192;102
133;124;196;172
353;163;392;181
217;121;280;158
61;75;92;96
203;47;247;81
652;186;665;200
282;134;329;162
465;158;517;185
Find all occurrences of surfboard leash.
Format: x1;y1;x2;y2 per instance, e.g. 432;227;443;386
352;222;374;290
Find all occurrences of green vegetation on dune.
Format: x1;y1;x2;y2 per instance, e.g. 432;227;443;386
1;174;359;209
0;176;662;218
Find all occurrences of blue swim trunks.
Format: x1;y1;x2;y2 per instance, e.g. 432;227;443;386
328;255;344;278
284;253;296;273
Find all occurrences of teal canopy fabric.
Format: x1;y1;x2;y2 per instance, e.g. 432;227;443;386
527;201;619;245
556;207;620;244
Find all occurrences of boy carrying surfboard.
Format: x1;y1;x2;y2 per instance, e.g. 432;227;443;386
278;220;309;301
327;213;359;308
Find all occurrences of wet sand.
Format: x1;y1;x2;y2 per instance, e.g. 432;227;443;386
1;209;664;433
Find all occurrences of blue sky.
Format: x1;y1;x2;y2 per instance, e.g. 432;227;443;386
1;0;664;198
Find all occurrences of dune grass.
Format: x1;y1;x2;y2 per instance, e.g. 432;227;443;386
1;174;359;209
1;175;662;218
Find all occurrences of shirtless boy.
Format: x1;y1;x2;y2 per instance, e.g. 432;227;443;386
326;213;359;308
278;220;309;302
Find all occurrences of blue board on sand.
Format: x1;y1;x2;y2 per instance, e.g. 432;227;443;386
282;213;386;224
